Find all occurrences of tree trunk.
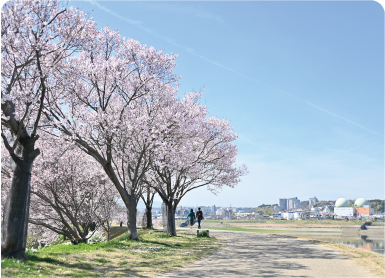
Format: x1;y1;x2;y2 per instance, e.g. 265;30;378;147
126;195;138;240
166;201;176;236
146;206;152;228
1;137;38;259
107;221;110;241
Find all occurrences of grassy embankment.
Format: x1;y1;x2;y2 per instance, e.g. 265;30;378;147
1;228;225;277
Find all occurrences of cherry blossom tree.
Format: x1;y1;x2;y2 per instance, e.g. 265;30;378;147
2;136;117;244
94;188;121;241
146;92;248;236
1;0;97;258
2;0;246;250
30;147;117;244
41;25;180;240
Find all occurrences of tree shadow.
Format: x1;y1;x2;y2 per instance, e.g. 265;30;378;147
27;253;148;277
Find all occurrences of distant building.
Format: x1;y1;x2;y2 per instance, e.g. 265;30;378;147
295;199;301;209
354;198;374;216
288;199;294;210
288;197;301;209
309;196;318;206
323;206;330;213
278;197;301;210
279;198;287;209
333;197;374;217
356;207;374;216
281;212;294;220
334;197;354;216
216;208;224;216
311;207;319;213
211;205;216;212
294;211;305;219
335;207;355;217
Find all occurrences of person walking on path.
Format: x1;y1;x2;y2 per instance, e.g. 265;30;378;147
187;209;196;229
196;207;203;229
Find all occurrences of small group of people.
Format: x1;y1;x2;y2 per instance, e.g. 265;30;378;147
187;207;204;229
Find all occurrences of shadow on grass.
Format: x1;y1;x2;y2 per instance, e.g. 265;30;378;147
118;232;177;248
28;254;63;264
26;254;148;277
2;230;215;278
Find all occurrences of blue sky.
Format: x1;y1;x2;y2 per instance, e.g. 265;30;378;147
71;1;384;207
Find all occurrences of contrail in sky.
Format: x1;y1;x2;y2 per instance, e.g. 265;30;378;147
304;102;384;137
89;1;383;138
239;136;297;163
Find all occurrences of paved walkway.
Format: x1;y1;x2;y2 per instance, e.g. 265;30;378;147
159;230;376;277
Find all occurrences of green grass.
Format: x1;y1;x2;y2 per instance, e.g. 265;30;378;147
1;229;225;277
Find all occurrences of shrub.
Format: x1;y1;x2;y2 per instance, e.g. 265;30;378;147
197;231;209;238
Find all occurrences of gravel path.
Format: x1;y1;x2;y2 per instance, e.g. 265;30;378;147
159;230;376;278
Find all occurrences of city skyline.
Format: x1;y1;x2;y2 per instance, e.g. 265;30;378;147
137;195;379;210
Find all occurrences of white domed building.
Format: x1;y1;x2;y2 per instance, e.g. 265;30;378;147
354;198;369;207
354;198;374;217
334;197;374;218
334;198;355;217
335;198;349;207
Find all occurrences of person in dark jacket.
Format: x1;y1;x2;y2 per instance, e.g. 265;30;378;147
187;209;196;229
196;207;203;229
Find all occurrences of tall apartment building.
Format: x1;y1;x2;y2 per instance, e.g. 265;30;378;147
288;197;301;209
309;196;319;206
279;197;301;210
294;199;301;209
279;198;287;209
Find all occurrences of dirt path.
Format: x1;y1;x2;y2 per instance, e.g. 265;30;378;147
159;230;376;277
